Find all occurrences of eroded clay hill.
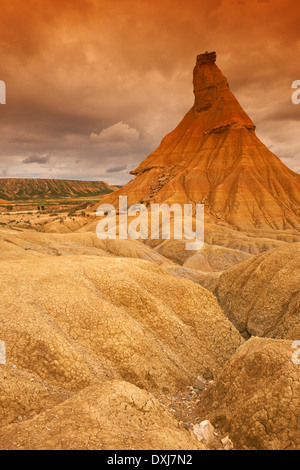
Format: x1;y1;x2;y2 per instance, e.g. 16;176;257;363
197;338;300;450
0;381;204;450
210;243;300;339
103;52;300;231
0;239;243;446
0;227;299;449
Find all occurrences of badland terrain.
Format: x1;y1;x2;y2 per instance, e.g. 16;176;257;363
0;52;299;451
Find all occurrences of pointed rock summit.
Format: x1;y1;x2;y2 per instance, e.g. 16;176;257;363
104;52;300;231
192;51;255;131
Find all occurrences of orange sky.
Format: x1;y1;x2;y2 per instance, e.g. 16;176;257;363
0;0;299;183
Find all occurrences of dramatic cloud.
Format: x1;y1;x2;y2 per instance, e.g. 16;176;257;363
0;0;299;184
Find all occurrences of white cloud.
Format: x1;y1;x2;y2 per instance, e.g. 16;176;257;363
90;121;140;144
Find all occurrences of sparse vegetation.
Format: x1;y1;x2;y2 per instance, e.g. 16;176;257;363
0;178;114;202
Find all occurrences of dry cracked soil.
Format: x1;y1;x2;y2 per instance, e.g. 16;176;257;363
0;222;299;451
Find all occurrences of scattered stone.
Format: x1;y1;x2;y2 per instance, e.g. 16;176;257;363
192;420;215;446
194;376;207;390
221;435;234;450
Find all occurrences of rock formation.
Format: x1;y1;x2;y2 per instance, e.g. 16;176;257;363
209;242;300;339
197;338;300;450
103;52;300;231
0;381;204;450
0;52;299;451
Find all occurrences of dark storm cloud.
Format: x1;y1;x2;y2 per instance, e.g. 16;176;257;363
106;164;128;173
23;154;51;164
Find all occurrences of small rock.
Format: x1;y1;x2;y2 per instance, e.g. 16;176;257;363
193;420;215;446
194;375;207;390
221;435;234;450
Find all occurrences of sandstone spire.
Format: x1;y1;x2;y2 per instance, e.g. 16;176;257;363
103;52;300;231
192;51;255;129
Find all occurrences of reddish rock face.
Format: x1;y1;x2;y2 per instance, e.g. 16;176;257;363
103;52;300;231
192;52;255;129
